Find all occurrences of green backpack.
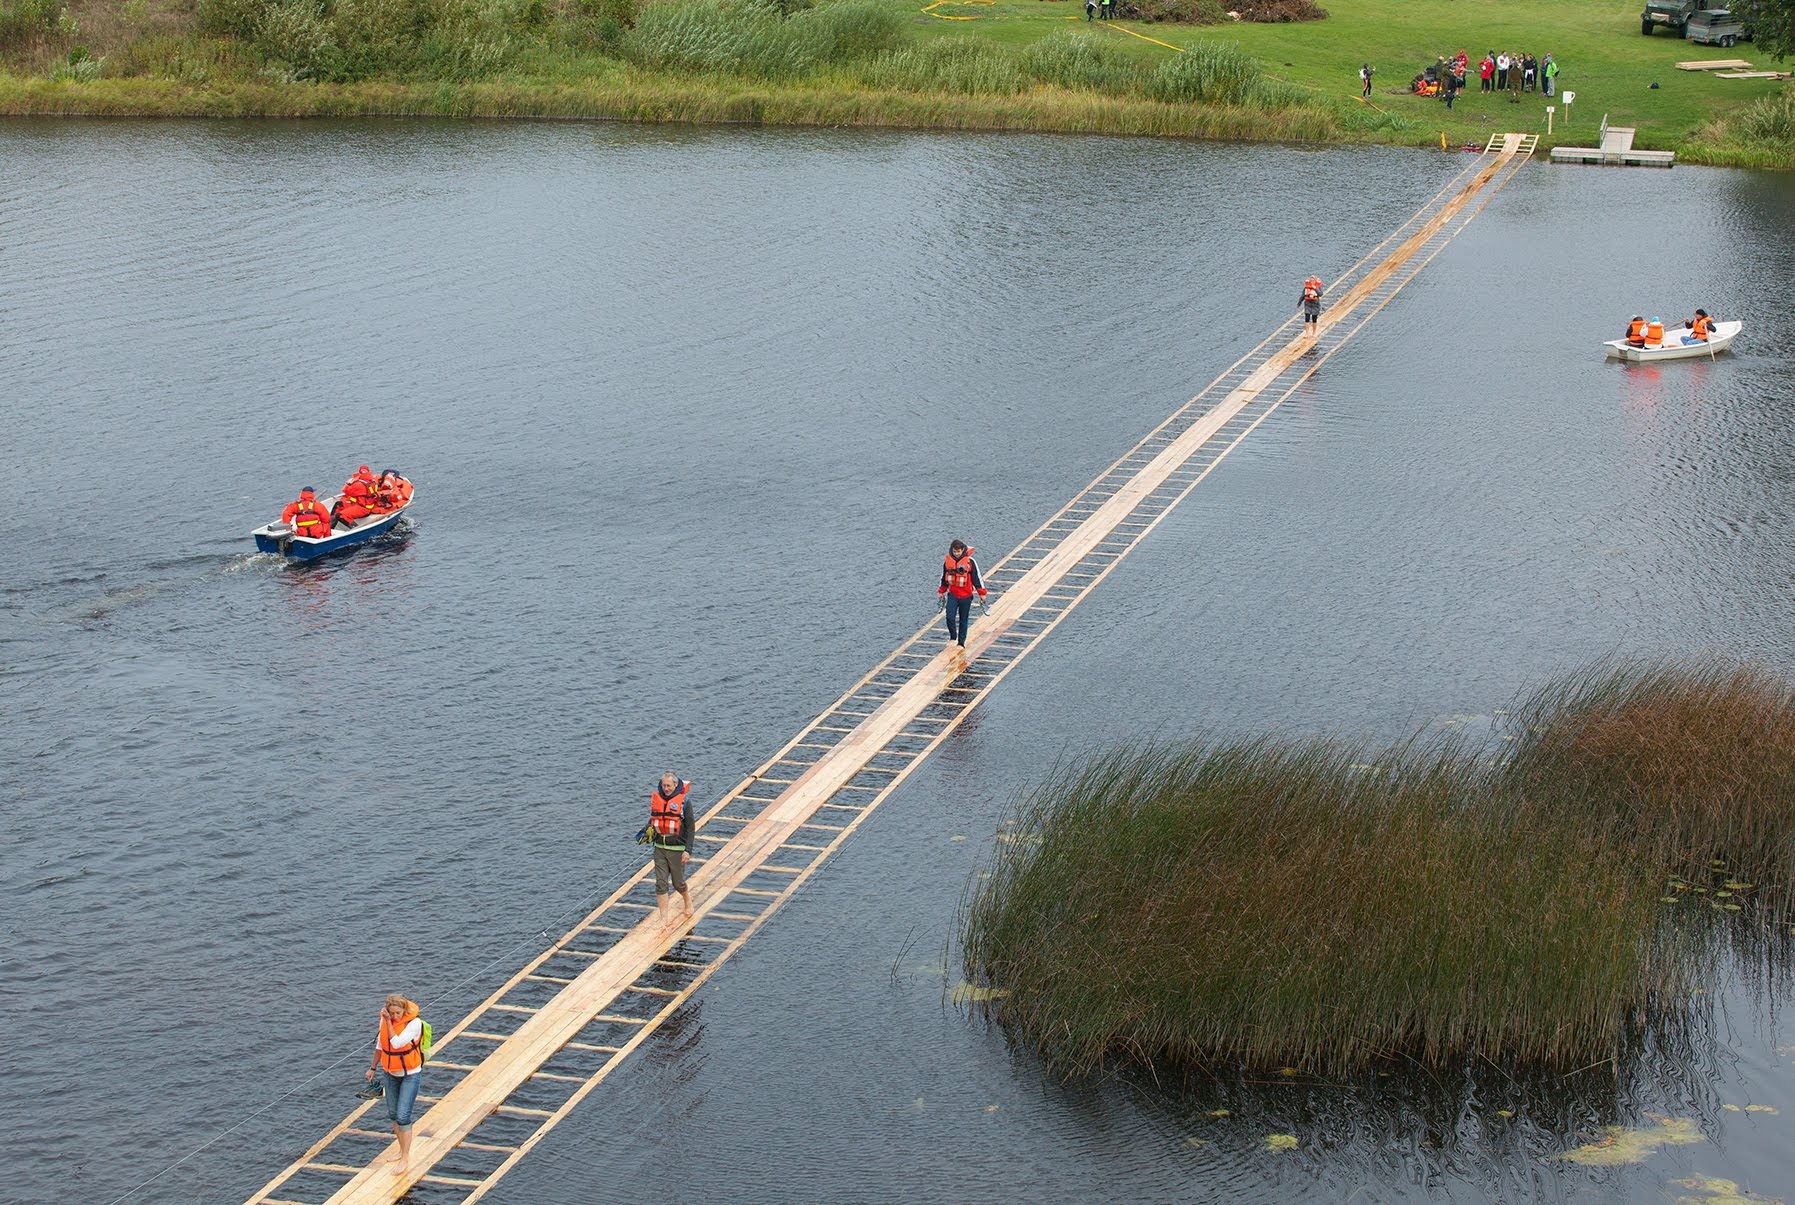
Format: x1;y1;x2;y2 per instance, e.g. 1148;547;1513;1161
418;1019;433;1064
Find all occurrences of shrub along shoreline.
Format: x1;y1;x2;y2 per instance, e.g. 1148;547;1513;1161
960;660;1795;1078
1;0;1789;167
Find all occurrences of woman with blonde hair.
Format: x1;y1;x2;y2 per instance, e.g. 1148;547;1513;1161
364;994;425;1169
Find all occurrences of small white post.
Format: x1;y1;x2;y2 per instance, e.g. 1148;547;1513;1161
1545;105;1555;135
1562;90;1575;124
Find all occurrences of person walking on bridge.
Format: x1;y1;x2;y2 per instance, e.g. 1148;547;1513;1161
938;539;987;654
363;994;425;1172
649;772;695;923
1298;274;1325;336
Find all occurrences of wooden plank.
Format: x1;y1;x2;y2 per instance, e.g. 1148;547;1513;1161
1677;57;1752;68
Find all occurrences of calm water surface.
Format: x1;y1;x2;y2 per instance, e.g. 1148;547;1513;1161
4;120;1795;1204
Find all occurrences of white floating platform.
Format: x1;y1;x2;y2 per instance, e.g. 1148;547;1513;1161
1550;146;1676;168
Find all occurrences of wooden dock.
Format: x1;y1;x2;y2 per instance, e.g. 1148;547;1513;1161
1549;123;1675;168
245;136;1539;1205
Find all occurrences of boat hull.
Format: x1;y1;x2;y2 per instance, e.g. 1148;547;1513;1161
252;498;412;560
1603;319;1741;361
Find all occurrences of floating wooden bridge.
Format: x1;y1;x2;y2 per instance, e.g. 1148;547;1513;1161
248;138;1537;1205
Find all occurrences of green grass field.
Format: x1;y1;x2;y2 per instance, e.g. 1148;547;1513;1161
905;0;1789;157
1;0;1788;164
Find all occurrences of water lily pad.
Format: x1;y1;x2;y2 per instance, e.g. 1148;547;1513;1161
985;1104;1000;1113
1662;896;1682;903
1264;1133;1298;1152
1559;1116;1703;1165
950;834;967;842
1745;1104;1778;1114
1278;1067;1298;1077
1184;1136;1205;1148
1723;880;1753;890
1205;1108;1230;1118
1722;1103;1743;1112
949;981;1010;1004
1671;1174;1779;1203
1715;891;1733;899
1496;1109;1515;1118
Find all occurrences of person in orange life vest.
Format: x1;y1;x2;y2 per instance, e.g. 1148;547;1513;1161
374;470;413;512
1680;308;1713;345
279;487;333;540
363;993;425;1170
1625;316;1647;347
1644;317;1664;348
334;465;378;527
1298;276;1324;334
938;539;986;652
649;772;695;923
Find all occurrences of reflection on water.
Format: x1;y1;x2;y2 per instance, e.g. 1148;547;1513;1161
4;119;1795;1205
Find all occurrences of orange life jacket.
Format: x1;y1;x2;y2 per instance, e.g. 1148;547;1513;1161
342;476;377;505
288;500;330;536
943;551;977;597
377;1003;423;1076
650;780;689;841
1626;318;1646;345
1302;277;1323;301
1644;320;1664;347
1691;314;1711;340
378;473;413;508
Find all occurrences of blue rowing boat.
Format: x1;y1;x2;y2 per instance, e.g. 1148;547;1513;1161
250;492;415;561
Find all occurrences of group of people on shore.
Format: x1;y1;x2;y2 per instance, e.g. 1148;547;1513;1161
278;465;413;539
1387;48;1559;110
1624;309;1718;348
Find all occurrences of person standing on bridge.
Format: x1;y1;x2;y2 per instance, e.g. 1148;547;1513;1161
649;772;695;923
939;539;987;654
1298;275;1324;335
364;994;424;1172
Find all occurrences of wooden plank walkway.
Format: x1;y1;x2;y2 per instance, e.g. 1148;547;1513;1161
246;137;1537;1205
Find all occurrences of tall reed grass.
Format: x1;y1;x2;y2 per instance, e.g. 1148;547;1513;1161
1500;659;1795;907
624;0;900;80
963;738;1681;1077
963;660;1795;1078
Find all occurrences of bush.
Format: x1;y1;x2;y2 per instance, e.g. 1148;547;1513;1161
1148;38;1258;105
48;41;101;78
625;0;817;79
0;0;70;51
255;0;337;78
197;0;266;39
1734;87;1795;143
861;38;1023;95
1020;28;1146;92
793;0;902;63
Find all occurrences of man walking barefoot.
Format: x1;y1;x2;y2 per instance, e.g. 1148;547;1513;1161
648;772;695;922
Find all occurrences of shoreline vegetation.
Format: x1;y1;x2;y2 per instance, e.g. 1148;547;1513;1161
959;660;1795;1077
1;0;1789;167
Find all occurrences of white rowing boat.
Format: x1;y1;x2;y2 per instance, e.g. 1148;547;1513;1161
1603;319;1742;361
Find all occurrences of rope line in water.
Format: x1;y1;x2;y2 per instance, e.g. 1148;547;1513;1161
102;881;619;1205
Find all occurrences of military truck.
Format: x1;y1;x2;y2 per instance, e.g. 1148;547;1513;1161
1686;8;1752;46
1641;0;1700;36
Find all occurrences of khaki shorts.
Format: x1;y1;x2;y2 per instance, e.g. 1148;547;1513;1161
652;844;687;894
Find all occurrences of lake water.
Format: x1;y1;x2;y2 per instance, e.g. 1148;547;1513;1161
4;119;1795;1204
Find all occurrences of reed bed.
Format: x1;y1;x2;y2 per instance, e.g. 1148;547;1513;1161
963;739;1679;1077
1501;659;1795;910
964;660;1795;1078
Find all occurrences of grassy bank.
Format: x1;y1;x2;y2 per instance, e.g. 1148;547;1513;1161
1;0;1788;166
960;660;1795;1077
